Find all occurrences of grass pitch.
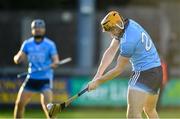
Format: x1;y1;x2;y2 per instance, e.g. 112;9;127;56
0;107;180;118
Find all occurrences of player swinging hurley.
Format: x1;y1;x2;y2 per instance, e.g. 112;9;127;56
88;11;162;119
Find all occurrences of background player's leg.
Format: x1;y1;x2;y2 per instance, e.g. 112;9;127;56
126;88;148;119
143;94;159;118
14;88;33;119
41;90;53;119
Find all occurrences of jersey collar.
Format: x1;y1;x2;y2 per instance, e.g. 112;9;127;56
33;36;45;44
120;18;129;37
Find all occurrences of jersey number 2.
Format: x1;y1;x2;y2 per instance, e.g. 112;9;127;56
141;32;152;51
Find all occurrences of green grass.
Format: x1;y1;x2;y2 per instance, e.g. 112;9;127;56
0;107;180;118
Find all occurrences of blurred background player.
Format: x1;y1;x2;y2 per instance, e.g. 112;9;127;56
88;11;162;119
13;19;60;119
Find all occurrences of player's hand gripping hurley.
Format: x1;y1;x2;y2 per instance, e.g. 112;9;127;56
17;57;72;78
47;87;88;118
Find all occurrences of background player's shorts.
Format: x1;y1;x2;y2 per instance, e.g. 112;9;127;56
128;66;162;94
24;78;53;92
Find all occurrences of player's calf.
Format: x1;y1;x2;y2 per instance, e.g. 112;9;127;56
126;105;142;119
144;107;159;119
14;99;27;118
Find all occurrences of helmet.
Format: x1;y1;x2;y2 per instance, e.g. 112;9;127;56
101;11;124;32
31;19;46;29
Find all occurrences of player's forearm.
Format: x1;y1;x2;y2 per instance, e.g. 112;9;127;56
51;62;59;69
98;66;123;84
51;54;60;69
97;56;129;85
13;53;22;64
51;60;59;69
14;51;26;64
95;48;117;77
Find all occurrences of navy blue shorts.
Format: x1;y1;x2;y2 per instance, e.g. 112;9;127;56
24;78;53;92
128;66;162;94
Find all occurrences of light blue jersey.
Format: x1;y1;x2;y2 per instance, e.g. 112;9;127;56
120;19;161;71
20;37;58;80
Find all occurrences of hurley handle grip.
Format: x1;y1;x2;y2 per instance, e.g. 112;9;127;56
78;87;88;97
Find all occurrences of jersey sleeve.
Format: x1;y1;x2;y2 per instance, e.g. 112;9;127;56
120;28;139;58
50;42;58;57
20;40;28;54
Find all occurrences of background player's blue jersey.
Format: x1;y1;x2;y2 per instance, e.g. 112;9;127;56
119;19;161;71
20;37;58;80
